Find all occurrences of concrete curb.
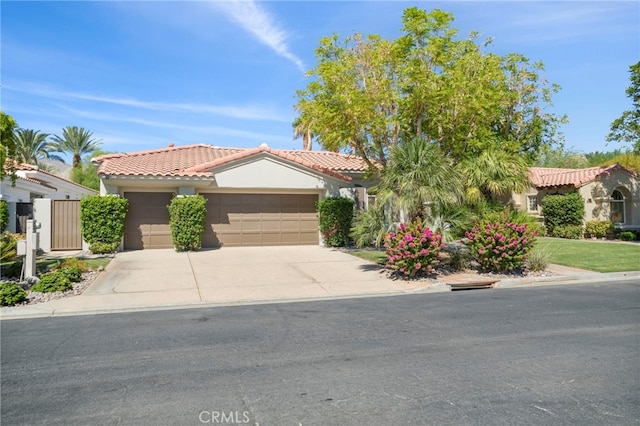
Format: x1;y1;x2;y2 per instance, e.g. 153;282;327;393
496;271;640;288
2;271;639;321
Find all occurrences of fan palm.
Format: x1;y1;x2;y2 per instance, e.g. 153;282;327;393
14;129;63;166
293;116;314;150
51;126;101;168
375;138;464;222
457;148;530;204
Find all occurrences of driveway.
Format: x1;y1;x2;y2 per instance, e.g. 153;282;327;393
13;246;428;316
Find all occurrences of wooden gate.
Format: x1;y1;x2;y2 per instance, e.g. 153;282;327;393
51;200;82;250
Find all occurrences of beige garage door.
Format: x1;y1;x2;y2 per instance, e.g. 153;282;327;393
202;193;318;247
124;192;173;250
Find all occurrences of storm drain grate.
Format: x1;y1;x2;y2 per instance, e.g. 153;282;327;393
448;280;498;291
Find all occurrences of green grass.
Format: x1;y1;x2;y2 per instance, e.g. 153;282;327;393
351;238;640;273
349;249;386;265
533;237;640;273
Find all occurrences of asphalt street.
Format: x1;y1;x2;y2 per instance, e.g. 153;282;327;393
2;280;639;425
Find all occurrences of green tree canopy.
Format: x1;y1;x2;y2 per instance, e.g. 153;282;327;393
51;126;102;168
295;7;566;168
0;111;18;182
14;129;64;166
607;61;640;154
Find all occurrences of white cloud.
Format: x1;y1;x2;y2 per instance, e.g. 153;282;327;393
5;82;289;122
213;0;306;72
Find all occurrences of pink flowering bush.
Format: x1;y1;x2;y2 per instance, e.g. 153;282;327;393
384;220;444;277
463;213;537;273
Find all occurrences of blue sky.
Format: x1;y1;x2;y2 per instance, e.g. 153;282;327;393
1;1;638;163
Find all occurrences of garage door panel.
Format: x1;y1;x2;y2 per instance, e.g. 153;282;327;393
202;193;318;247
124;192;173;250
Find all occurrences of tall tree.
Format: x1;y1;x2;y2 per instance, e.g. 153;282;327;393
294;7;566;168
0;111;19;182
607;61;640;154
51;126;101;168
292;116;314;150
14;129;63;166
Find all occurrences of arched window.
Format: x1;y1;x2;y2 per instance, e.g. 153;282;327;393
610;190;625;224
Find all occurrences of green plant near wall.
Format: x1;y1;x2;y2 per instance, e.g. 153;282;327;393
80;195;129;253
317;197;354;247
540;192;584;237
167;195;207;252
0;200;8;233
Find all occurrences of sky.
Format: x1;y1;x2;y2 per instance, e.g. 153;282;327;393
1;1;638;164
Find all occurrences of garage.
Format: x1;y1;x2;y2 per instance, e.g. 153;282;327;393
124;192;173;250
202;193;319;247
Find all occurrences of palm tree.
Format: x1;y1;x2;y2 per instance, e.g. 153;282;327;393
51;126;101;168
376;138;463;222
293;116;314;150
14;129;64;166
457;148;530;204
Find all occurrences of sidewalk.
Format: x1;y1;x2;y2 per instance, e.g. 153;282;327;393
2;247;639;320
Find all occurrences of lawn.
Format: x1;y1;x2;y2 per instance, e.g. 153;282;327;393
350;238;640;273
534;237;640;273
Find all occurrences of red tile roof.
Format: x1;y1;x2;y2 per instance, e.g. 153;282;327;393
529;165;636;188
93;144;372;181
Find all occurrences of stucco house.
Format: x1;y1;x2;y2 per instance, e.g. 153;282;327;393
93;143;373;249
510;164;640;229
1;164;96;251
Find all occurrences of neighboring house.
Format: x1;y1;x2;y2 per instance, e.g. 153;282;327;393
1;163;96;250
93;143;373;249
511;164;640;229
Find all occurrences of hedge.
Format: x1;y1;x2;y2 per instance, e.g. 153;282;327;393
80;195;128;253
541;192;584;237
317;197;354;247
167;195;207;252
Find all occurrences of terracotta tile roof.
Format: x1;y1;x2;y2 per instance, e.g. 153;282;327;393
529;164;635;188
94;144;372;181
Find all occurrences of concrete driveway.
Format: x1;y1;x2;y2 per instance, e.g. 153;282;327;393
14;246;425;316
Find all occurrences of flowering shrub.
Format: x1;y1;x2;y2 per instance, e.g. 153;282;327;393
384;220;444;277
464;214;537;273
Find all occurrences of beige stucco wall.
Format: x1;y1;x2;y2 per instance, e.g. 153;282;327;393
582;171;640;227
512;170;640;228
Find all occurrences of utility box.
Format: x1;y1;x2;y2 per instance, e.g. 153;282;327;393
17;240;27;256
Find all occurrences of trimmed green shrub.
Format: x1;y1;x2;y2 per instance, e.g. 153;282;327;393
58;258;88;273
0;200;8;233
317;197;354;247
31;271;73;293
584;221;614;238
384;219;444;277
167;195;207;252
81;195;128;252
59;266;82;283
0;282;27;306
541;192;584;237
89;242;119;254
550;225;583;239
619;231;636;241
464;210;537;273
